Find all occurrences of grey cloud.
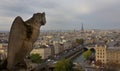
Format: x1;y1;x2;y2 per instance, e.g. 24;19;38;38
0;0;120;31
0;0;59;17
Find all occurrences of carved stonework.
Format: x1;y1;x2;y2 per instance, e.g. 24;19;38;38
7;12;46;71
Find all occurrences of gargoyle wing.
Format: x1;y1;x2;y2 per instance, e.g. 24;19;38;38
7;16;26;69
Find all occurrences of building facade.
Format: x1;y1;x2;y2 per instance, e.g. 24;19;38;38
31;46;51;59
95;45;120;64
95;45;107;64
106;48;120;64
0;43;7;60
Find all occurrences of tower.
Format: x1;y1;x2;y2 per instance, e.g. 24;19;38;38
81;22;84;33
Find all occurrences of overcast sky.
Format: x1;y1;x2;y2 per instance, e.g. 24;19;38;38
0;0;120;31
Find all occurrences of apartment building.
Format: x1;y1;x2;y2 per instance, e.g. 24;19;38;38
31;45;51;59
95;45;107;64
0;43;7;60
95;44;120;64
107;47;120;64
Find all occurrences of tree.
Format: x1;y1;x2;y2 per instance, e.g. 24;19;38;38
73;68;82;71
76;38;84;45
90;48;95;53
54;59;73;71
30;53;42;64
82;49;92;60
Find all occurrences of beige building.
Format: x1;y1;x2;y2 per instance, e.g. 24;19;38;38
31;46;51;59
0;43;7;60
107;48;120;64
95;45;107;64
53;42;64;54
95;44;120;64
0;44;2;48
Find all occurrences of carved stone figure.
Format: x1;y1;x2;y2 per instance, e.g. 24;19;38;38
7;12;46;70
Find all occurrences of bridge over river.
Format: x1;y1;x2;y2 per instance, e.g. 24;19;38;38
33;45;85;71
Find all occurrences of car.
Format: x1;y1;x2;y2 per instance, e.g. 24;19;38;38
53;61;57;64
47;59;51;61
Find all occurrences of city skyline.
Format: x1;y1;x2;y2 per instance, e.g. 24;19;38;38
0;0;120;31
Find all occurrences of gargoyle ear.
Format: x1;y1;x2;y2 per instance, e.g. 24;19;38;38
33;13;36;18
33;13;37;16
33;13;39;19
42;12;45;16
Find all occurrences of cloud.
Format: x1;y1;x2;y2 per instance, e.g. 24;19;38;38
0;0;120;31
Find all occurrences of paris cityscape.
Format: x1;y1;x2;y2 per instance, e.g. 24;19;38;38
1;28;120;71
0;0;120;71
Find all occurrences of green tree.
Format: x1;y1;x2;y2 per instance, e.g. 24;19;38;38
82;49;92;60
76;38;84;45
73;68;82;71
30;53;42;64
54;59;73;71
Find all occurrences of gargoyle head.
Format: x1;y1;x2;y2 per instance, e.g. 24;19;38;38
33;12;46;27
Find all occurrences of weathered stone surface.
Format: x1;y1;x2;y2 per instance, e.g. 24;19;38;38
7;12;46;71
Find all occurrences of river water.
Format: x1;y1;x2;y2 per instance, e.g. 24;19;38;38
73;53;85;63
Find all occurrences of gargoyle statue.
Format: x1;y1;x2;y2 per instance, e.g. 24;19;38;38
7;12;46;70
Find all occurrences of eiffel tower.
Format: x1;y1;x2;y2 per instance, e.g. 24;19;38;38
81;22;84;33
